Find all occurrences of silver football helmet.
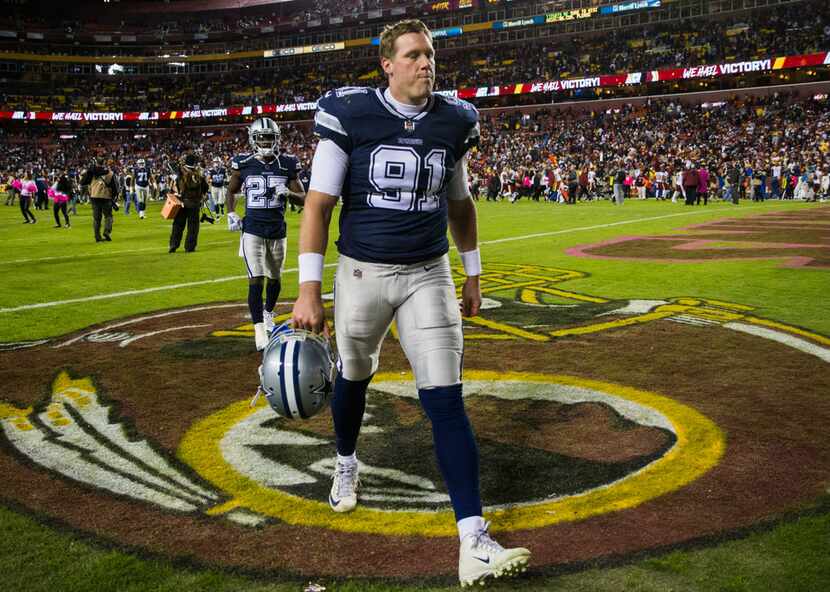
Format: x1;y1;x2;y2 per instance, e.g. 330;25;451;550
249;117;280;158
258;323;334;419
137;158;145;168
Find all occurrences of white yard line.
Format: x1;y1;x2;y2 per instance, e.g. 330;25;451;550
0;203;791;314
0;238;238;265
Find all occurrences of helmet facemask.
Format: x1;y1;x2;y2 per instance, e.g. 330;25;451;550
249;118;281;159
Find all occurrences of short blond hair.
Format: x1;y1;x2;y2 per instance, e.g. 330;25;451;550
379;19;432;61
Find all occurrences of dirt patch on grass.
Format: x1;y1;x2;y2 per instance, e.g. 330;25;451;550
567;206;830;268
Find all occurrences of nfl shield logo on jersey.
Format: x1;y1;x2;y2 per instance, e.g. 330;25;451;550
404;120;415;132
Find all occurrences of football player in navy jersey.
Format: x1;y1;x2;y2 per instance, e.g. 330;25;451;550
208;157;227;218
291;19;530;586
227;118;306;351
133;159;153;219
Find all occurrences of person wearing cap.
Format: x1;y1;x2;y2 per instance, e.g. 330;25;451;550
168;152;209;253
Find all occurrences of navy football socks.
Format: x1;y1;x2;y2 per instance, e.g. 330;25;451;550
419;384;482;522
331;374;371;456
265;278;281;313
248;283;264;324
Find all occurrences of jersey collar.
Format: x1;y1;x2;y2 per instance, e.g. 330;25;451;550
375;87;434;122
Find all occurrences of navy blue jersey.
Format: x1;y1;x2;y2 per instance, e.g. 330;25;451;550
134;167;151;187
313;86;479;264
232;152;298;240
209;168;227;188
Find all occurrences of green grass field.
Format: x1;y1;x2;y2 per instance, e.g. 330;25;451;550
1;196;829;591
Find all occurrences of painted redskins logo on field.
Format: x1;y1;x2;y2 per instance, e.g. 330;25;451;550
1;263;828;580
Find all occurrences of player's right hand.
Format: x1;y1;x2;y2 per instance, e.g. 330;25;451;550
227;212;242;231
292;284;328;335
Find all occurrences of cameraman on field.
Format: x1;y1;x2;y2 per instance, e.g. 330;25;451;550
168;152;209;253
80;158;119;242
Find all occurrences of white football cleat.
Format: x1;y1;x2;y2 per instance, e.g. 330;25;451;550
329;461;359;513
458;522;530;587
263;310;275;335
254;322;268;351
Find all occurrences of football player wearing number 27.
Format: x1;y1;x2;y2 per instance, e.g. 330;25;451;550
226;118;307;351
291;19;530;587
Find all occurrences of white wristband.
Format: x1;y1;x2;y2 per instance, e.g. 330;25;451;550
459;248;481;277
298;253;324;284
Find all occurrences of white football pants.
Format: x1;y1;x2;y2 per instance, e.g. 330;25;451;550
239;233;286;279
210;186;225;205
334;253;463;390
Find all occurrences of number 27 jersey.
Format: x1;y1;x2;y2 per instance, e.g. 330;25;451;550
231;153;298;240
313;87;479;264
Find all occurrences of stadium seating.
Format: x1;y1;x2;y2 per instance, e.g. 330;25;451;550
1;0;827;113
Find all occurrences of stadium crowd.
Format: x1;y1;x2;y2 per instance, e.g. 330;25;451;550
0;0;446;40
468;92;830;204
3;92;830;226
2;1;828;113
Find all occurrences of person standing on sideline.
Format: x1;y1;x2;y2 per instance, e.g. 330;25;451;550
134;158;153;219
725;161;741;204
208;157;228;218
682;162;699;206
168;153;208;254
291;19;530;587
80;158;118;242
226;118;306;350
5;172;20;206
671;165;684;203
34;171;49;211
696;164;710;205
50;171;72;228
19;171;37;224
123;168;139;216
613;163;626;205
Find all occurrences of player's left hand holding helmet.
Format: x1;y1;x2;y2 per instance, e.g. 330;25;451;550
258;323;334;419
249;117;281;159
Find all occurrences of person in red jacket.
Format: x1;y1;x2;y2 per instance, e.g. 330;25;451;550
682;163;700;206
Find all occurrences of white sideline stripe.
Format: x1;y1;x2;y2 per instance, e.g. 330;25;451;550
0;263;338;314
0;203;792;314
0;238;238;266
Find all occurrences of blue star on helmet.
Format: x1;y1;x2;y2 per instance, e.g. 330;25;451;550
311;369;333;400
